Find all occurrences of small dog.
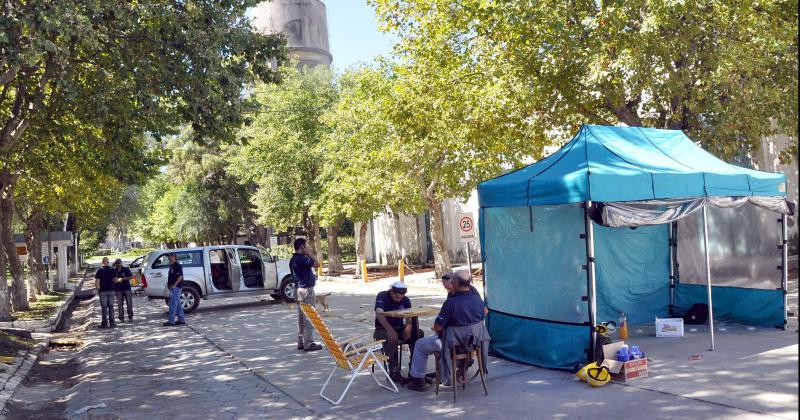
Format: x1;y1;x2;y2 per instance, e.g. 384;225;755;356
315;292;333;312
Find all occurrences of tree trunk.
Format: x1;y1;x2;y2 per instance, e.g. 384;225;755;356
326;222;344;274
355;221;368;276
26;208;46;298
0;194;12;320
424;195;451;278
301;213;323;263
0;173;28;311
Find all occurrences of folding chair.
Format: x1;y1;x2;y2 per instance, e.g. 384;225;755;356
299;303;399;405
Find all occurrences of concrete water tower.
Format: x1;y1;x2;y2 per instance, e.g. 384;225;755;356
252;0;333;67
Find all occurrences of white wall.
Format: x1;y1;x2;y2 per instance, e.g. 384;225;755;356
361;191;482;265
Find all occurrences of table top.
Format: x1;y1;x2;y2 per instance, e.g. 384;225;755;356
382;307;440;319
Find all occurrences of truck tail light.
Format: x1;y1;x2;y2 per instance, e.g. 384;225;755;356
141;273;147;288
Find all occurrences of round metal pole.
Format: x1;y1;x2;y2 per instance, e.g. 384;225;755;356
669;222;677;315
702;205;715;351
584;201;598;359
466;242;473;280
781;214;788;330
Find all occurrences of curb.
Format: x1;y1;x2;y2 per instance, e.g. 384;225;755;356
0;276;86;333
46;276;86;333
0;339;49;417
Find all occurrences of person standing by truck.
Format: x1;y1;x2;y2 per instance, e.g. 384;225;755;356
113;258;134;322
163;253;187;327
291;238;322;351
95;257;117;329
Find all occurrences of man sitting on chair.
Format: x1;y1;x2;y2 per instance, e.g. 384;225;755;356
406;271;485;392
374;281;423;384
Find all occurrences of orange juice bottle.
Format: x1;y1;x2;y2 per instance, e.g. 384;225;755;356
619;312;629;339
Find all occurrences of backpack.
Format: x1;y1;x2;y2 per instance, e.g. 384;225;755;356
594;333;613;364
683;303;708;325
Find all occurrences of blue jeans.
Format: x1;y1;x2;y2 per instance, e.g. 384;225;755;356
99;291;116;326
168;287;185;324
410;335;442;379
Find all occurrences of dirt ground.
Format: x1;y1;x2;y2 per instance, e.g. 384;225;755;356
0;332;34;358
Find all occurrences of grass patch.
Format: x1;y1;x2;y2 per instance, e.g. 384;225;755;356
0;332;34;358
13;291;68;321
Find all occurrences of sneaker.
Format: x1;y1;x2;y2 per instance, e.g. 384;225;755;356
162;321;175;327
175;321;187;326
128;317;133;322
303;343;323;352
98;324;108;329
297;343;304;350
118;317;124;322
109;323;117;328
406;377;429;392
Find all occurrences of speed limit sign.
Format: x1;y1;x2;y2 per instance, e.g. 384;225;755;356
459;213;475;243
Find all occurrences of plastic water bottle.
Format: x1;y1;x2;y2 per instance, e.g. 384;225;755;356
619;312;629;339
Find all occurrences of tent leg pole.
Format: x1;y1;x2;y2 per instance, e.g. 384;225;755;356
669;222;677;315
702;205;715;351
584;201;597;360
781;214;788;330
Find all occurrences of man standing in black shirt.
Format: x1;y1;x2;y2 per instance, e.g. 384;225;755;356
290;238;322;351
163;253;187;327
94;257;117;328
113;259;134;322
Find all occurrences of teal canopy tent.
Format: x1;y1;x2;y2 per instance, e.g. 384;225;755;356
478;125;793;370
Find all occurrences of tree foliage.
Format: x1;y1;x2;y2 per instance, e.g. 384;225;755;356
0;1;284;319
233;65;338;258
372;0;798;159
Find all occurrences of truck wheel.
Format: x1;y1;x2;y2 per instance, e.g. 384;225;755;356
180;287;201;313
279;277;296;303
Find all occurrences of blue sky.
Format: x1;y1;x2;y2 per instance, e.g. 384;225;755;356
325;1;396;70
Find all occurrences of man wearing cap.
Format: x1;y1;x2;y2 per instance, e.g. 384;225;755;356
406;270;486;392
373;281;423;383
113;259;134;322
94;257;117;328
163;253;187;327
291;238;323;352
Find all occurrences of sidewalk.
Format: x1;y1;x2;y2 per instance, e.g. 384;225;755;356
8;290;314;420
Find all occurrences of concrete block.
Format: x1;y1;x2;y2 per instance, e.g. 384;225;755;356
0;328;32;339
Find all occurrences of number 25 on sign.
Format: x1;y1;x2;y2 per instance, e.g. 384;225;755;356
459;213;475;242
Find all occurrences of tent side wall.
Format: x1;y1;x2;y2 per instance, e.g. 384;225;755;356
593;223;671;326
482;205;590;370
674;203;786;328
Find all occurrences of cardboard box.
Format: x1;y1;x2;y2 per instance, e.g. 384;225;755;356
600;341;649;382
611;358;648;382
655;317;684;337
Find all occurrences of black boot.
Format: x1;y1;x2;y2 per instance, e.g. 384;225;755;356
406;377;429;392
389;370;408;385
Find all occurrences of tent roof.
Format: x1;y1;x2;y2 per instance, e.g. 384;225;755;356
478;125;787;207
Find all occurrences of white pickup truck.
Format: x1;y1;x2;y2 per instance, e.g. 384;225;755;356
141;245;295;313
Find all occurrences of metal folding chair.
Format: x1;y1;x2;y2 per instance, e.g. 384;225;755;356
299;303;399;405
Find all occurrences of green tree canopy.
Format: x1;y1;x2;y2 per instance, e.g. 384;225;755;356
372;0;798;160
233;65;338;258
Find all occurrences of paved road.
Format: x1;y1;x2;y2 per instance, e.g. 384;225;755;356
5;276;798;419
